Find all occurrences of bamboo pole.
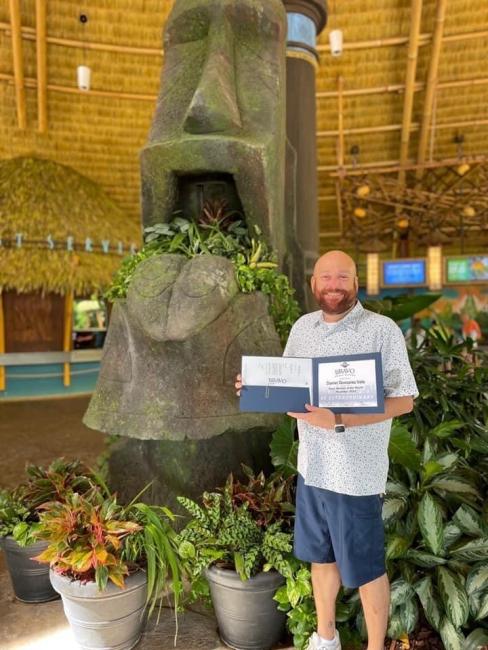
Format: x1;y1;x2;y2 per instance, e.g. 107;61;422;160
399;0;423;186
416;0;447;180
317;117;488;138
36;0;47;132
63;292;73;388
0;22;486;56
0;292;5;392
316;74;488;101
8;0;26;129
328;155;486;177
337;76;345;168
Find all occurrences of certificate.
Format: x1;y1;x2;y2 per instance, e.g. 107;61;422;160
240;353;384;414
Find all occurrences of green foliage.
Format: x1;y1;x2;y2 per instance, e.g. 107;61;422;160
0;458;104;546
105;216;300;345
363;293;441;322
269;331;488;646
176;468;295;582
34;491;183;617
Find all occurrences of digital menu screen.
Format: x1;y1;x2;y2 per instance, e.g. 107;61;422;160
382;260;426;287
446;256;488;283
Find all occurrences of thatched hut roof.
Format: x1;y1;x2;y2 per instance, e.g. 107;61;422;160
0;156;141;296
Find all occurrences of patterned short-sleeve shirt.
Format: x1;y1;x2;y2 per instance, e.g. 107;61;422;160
283;300;419;496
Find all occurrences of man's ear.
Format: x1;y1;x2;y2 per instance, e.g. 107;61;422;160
310;274;316;292
354;275;359;291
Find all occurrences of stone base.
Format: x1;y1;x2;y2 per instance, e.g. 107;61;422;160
108;428;275;513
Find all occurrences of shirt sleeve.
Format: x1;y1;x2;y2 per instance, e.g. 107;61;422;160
283;321;299;357
381;321;419;399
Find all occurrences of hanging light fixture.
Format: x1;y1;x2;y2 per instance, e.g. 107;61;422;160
77;14;91;91
328;0;343;57
454;133;470;176
354;207;367;219
427;245;443;290
396;217;410;230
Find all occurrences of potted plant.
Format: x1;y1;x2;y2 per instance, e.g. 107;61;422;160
176;467;295;650
34;488;183;650
0;458;102;602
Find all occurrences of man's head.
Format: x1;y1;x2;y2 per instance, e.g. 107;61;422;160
311;250;358;315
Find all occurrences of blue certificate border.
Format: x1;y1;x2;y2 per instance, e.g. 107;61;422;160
312;352;384;414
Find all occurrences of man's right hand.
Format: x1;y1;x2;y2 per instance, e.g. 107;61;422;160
235;373;242;396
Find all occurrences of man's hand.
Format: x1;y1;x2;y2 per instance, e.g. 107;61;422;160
287;404;335;429
235;373;242;396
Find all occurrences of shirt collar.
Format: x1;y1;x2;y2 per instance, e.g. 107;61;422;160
314;300;364;332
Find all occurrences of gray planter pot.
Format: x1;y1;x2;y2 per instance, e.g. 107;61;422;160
3;536;58;603
205;565;286;650
50;569;147;650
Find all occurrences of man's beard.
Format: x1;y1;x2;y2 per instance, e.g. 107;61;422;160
314;288;357;315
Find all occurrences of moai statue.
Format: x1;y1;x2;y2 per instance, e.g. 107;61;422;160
84;0;298;507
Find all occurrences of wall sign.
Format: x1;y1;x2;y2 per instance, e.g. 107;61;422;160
382;259;427;287
0;235;138;255
446;256;488;283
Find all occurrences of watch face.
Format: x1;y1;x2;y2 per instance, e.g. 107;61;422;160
335;424;346;433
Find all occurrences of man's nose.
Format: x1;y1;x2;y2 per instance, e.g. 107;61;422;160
183;18;242;134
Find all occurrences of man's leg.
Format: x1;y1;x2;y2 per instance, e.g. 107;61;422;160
359;572;390;650
311;561;342;641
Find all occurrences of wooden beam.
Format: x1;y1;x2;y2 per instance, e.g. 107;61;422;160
8;0;26;129
36;0;47;132
63;292;73;387
0;292;5;392
416;0;447;180
399;0;423;185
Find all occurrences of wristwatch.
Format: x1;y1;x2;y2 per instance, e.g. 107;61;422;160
334;414;346;433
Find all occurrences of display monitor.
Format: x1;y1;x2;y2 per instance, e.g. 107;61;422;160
446;256;488;283
382;259;427;287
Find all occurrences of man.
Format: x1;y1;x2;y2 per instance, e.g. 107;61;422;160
236;250;418;650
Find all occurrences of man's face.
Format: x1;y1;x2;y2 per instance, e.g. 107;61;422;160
311;265;358;315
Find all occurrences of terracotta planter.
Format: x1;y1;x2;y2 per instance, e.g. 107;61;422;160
205;565;286;650
2;536;58;603
50;569;147;650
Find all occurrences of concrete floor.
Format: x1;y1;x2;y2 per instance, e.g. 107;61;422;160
0;396;291;650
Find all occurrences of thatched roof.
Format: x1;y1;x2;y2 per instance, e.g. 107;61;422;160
0;0;487;262
0;157;141;296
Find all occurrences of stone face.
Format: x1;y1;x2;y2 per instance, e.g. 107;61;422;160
141;0;288;262
84;254;282;441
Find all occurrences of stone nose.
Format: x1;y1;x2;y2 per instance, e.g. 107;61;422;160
183;20;242;134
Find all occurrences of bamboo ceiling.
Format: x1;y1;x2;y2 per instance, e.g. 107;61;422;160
1;0;487;257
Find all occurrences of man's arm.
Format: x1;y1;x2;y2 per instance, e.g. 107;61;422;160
288;395;414;429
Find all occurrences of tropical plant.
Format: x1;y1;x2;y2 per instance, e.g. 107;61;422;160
105;211;300;344
175;467;295;582
363;293;441;322
34;489;183;617
270;330;488;650
0;458;104;546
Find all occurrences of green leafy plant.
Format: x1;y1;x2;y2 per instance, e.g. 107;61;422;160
175;467;295;582
0;458;105;546
105;211;300;344
34;489;183;617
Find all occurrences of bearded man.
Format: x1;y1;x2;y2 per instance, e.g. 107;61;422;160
237;250;418;650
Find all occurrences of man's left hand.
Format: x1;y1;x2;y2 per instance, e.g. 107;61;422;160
287;404;335;429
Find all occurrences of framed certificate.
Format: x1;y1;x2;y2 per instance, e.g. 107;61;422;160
312;353;384;414
240;353;384;414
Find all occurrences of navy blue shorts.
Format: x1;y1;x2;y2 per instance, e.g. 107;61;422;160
294;474;386;588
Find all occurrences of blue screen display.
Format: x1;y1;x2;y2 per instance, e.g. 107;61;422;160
383;260;426;286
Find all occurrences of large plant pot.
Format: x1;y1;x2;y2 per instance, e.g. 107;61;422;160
50;569;147;650
3;536;58;602
205;565;286;650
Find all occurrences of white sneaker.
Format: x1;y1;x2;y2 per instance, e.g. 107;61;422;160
306;630;342;650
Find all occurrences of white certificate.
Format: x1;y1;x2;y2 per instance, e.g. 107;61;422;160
317;358;379;408
242;356;312;401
